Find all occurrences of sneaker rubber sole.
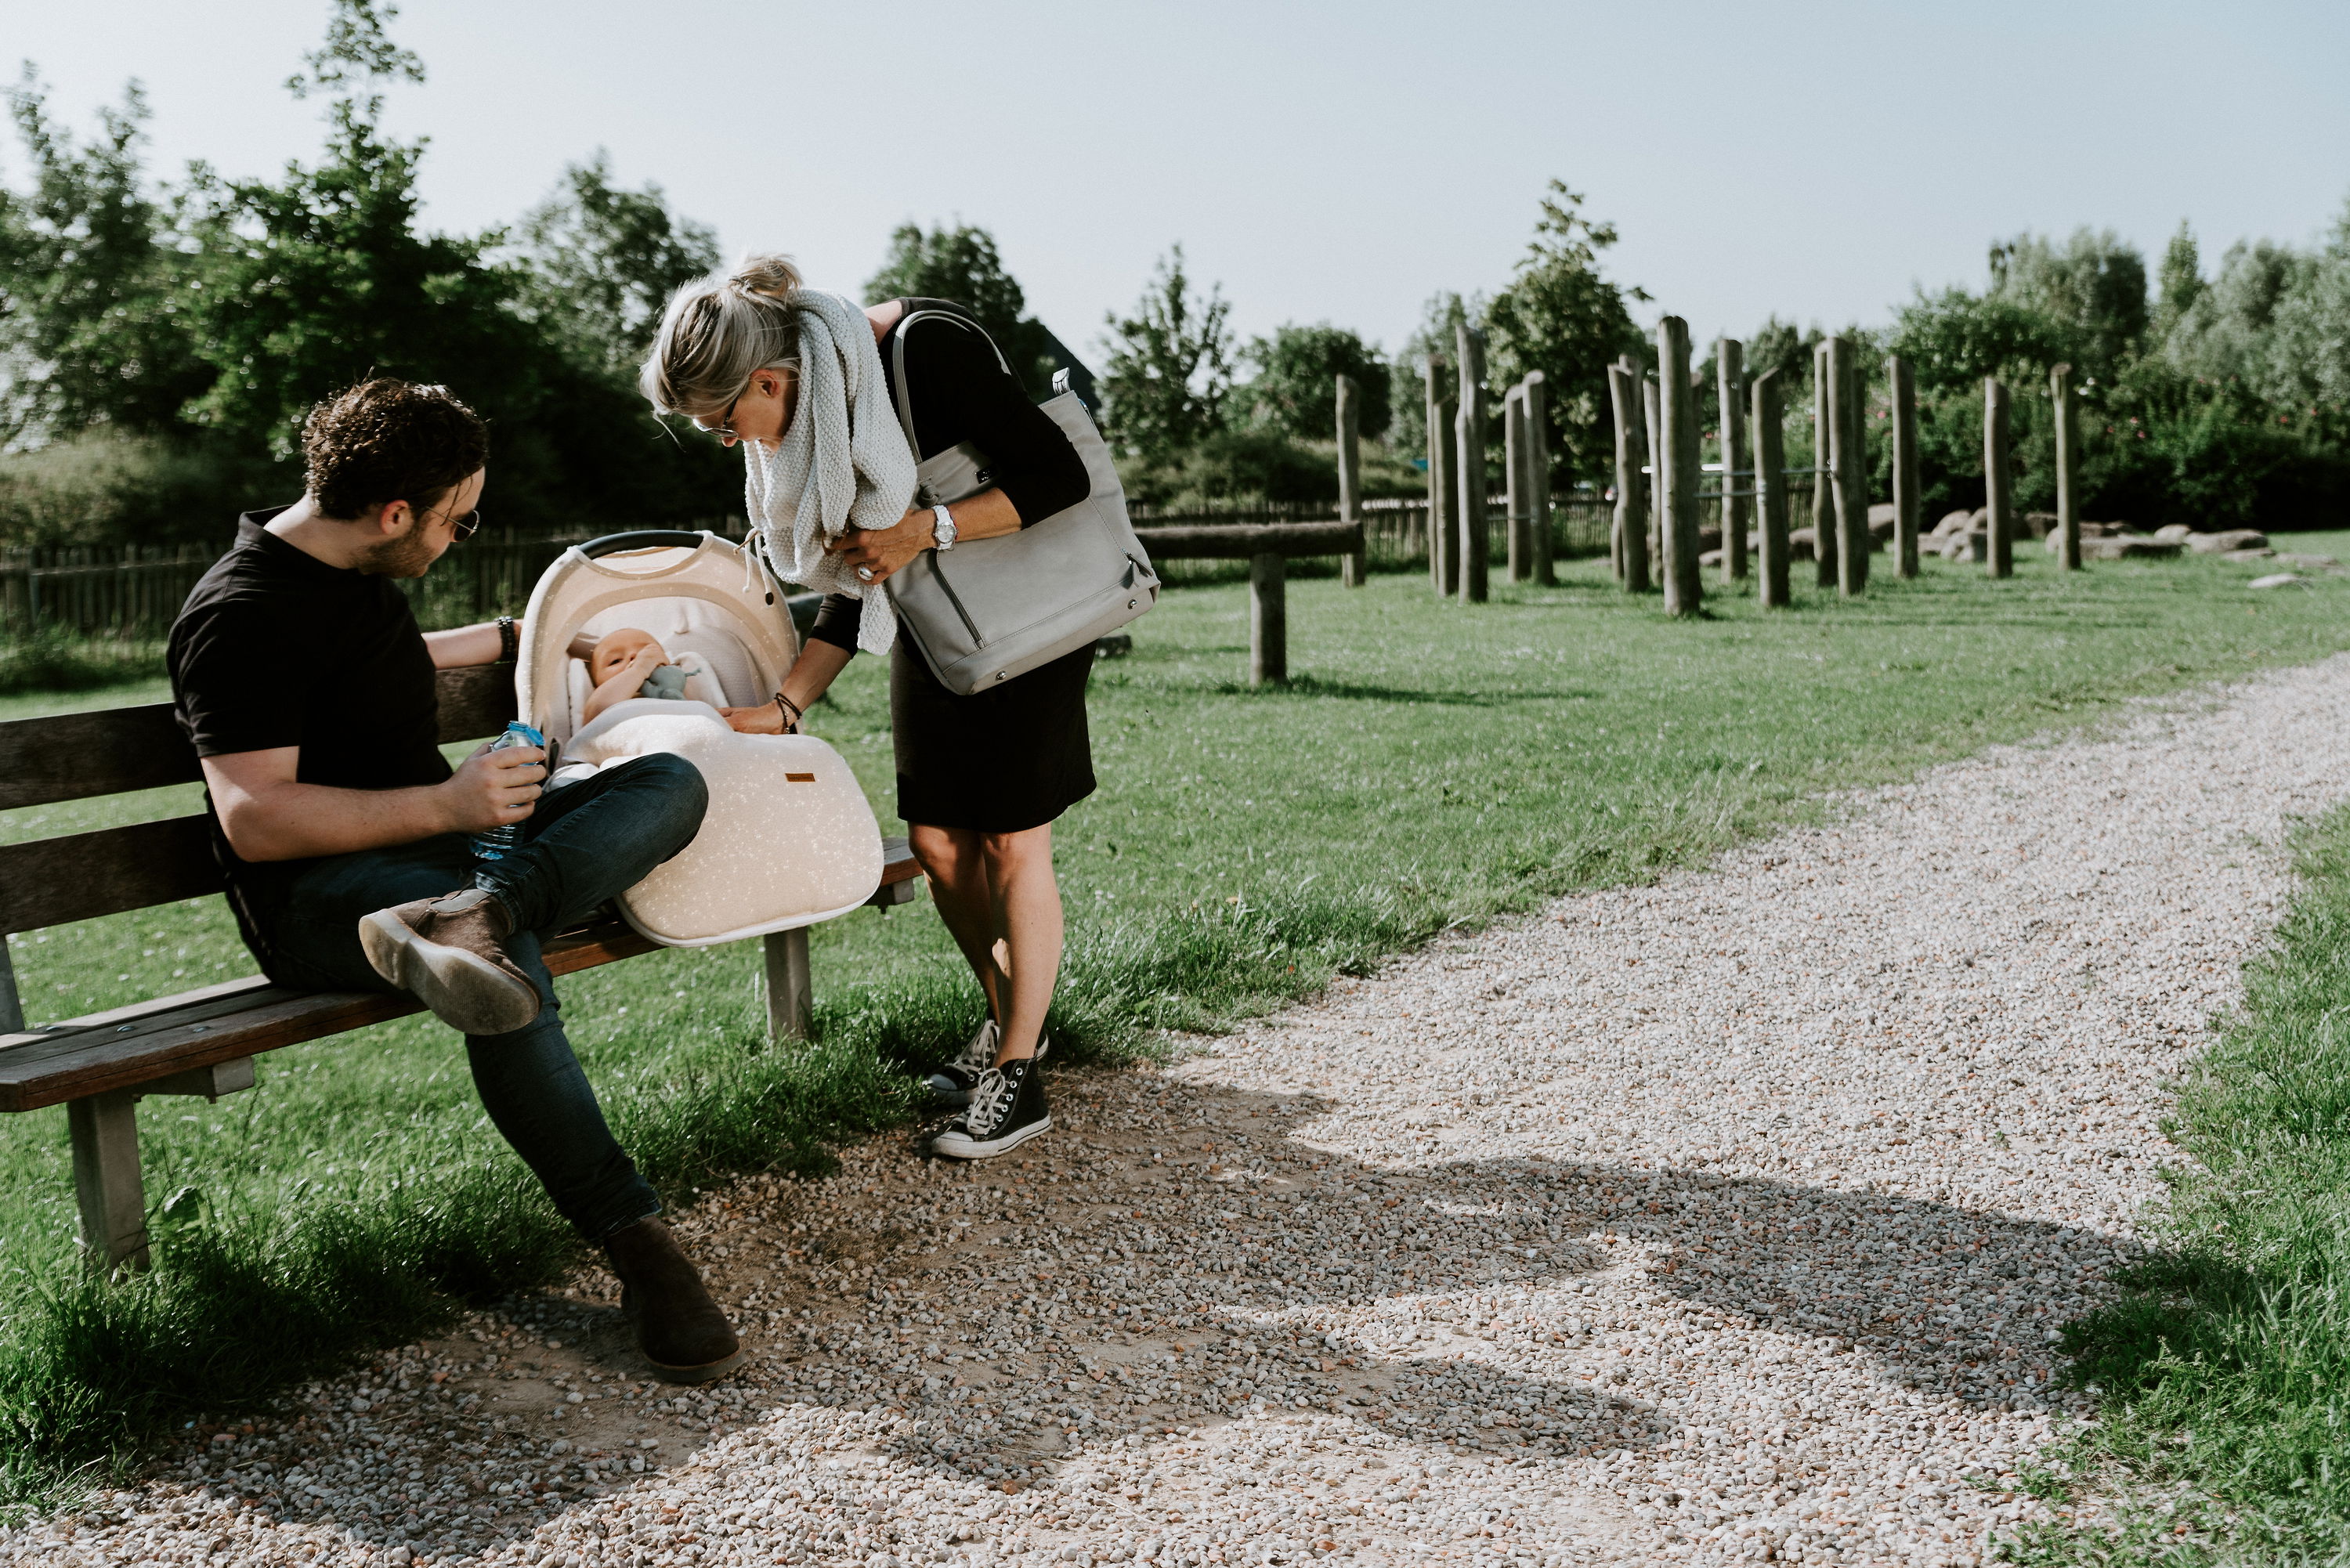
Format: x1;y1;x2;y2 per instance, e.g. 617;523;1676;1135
358;909;541;1036
931;1113;1053;1162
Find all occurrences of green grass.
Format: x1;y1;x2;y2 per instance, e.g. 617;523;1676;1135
7;539;2350;1512
1999;796;2350;1566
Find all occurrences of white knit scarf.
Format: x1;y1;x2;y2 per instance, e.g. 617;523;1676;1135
741;289;919;654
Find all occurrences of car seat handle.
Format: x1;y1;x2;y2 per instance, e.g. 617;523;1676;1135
578;529;709;559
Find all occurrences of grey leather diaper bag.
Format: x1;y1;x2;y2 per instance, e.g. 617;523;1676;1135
883;309;1159;695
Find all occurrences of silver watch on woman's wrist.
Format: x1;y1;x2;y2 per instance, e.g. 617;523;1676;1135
931;503;957;551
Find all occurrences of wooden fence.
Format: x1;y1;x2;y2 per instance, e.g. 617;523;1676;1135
0;499;1614;645
0;525;745;642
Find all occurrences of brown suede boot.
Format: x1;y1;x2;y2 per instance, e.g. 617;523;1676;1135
358;887;540;1036
603;1217;746;1384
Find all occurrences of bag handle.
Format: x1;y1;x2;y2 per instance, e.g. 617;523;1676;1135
888;307;1014;453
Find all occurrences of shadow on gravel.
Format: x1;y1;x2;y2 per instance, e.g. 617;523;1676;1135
121;1075;2110;1559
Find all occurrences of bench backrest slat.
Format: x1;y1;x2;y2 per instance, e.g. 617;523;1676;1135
0;666;518;934
0;664;516;811
0;816;217;935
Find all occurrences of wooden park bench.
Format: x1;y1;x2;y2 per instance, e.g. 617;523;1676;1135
0;663;923;1275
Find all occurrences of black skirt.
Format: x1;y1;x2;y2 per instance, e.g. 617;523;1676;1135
890;640;1097;833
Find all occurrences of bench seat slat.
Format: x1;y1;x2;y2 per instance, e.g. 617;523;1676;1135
0;919;651;1111
0;845;920;1112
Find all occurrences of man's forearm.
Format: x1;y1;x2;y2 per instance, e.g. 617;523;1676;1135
221;780;456;862
426;623;504;670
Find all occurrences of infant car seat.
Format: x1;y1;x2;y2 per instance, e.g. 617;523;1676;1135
514;530;884;945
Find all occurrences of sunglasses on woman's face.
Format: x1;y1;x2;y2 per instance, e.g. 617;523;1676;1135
696;393;742;441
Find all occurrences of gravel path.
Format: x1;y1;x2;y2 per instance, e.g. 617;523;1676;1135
16;656;2350;1568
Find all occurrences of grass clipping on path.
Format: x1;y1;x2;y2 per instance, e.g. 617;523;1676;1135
5;546;2350;1512
2011;804;2350;1566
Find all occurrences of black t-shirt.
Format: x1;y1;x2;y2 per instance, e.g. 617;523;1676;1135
805;298;1091;654
168;510;450;953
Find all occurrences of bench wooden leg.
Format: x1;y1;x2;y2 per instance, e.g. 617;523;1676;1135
68;1088;150;1275
1249;552;1286;687
0;942;21;1034
764;927;812;1044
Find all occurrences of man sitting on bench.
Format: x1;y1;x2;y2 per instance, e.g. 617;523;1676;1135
167;378;743;1386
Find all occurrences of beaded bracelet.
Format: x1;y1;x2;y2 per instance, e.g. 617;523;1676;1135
494;615;519;663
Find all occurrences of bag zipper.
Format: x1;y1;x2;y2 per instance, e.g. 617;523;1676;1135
926;557;987;647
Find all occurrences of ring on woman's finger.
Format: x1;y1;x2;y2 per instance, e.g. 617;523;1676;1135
855;565;876;582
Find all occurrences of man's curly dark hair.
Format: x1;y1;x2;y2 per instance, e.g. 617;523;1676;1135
301;378;489;522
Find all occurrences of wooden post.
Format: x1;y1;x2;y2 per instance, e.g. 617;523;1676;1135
1716;338;1748;583
1845;338;1871;591
1503;384;1531;583
1607;360;1650;594
764;927;812;1042
1425;354;1455;595
1889;354;1920;578
1656;316;1704;616
70;1089;149;1274
1250;552;1287;681
1825;335;1867;597
1752;368;1790;607
1983;378;2013;578
1336;374;1365;587
1812;342;1837;587
2052;363;2081;570
1643;374;1665;572
1455;323;1489;604
1521;372;1554;586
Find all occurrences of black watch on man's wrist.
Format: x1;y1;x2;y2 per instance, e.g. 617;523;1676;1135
495;615;519;663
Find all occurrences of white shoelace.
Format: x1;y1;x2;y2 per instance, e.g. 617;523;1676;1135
963;1068;1017;1134
951;1019;1001;1076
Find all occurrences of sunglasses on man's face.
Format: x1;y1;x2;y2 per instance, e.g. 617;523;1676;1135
447;509;482;540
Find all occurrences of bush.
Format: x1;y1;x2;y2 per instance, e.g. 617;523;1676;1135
1119;429;1339;508
0;631;164;694
0;432;280;550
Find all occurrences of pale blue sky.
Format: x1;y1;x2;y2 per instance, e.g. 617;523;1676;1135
11;0;2348;365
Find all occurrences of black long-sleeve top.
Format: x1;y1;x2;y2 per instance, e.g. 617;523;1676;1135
804;298;1089;655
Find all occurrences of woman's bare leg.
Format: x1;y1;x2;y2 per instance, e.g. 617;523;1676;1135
909;823;1004;1026
978;825;1062;1063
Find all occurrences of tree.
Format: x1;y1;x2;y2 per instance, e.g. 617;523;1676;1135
1987;228;2148;378
1479;182;1648;484
1382;291;1479;463
0;73;209;445
863;221;1059;394
1885;287;2082;393
1098;244;1234;461
515;151;718;381
2153;222;2204;343
1239;323;1389;442
180;0;539;459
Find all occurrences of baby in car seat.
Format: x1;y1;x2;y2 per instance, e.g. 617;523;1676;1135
582;627;712;724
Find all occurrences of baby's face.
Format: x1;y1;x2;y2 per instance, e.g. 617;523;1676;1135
590;628;665;685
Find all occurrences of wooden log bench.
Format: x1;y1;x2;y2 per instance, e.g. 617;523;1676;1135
1130;520;1365;688
0;663;923;1275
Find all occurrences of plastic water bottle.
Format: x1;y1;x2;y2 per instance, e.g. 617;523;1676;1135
470;720;547;862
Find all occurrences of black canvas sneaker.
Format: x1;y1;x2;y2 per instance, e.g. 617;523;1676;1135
931;1052;1051;1160
926;1019;1053;1107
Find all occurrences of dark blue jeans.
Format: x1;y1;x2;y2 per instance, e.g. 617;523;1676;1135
262;753;709;1240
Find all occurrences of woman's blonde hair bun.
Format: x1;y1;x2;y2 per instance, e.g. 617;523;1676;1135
728;253;804;300
639;251;804;418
